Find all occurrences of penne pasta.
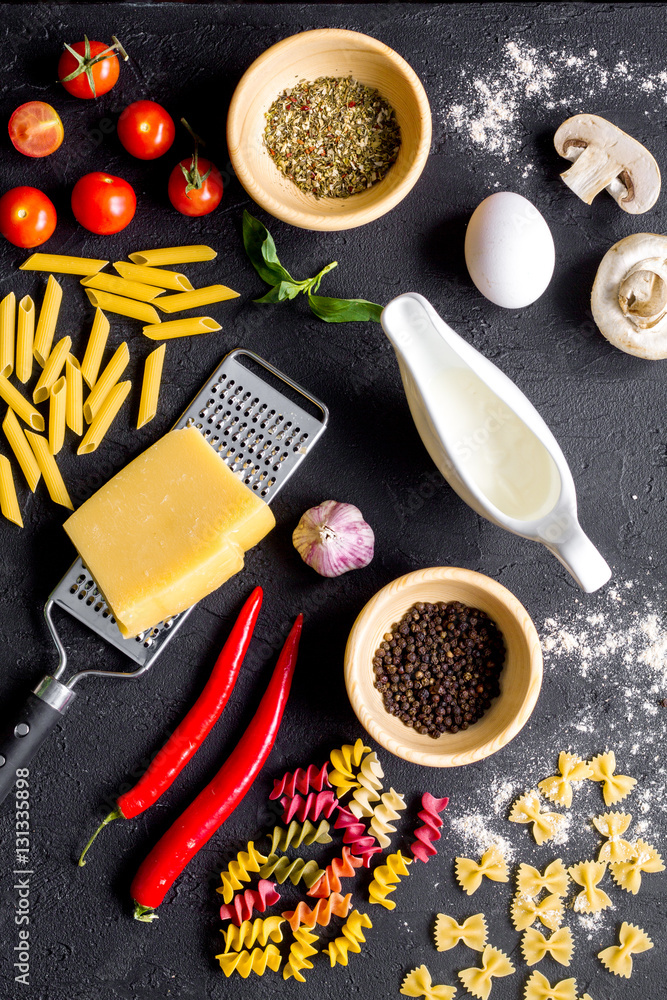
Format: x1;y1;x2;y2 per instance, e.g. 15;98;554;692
65;356;83;436
142;316;221;340
3;408;40;491
78;380;131;455
83;342;130;423
0;291;16;378
33;336;72;404
33;275;63;367
25;431;73;509
0;455;22;527
49;376;67;455
137;343;166;429
16;295;35;384
113;261;194;291
0;375;44;431
81;272;165;302
80;309;110;389
154;285;239;313
84;289;160;325
20;253;108;275
128;245;216;267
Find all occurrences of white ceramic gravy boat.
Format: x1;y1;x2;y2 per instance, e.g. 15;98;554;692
381;292;611;593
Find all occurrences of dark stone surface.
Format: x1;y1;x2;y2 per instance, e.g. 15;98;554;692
0;3;666;999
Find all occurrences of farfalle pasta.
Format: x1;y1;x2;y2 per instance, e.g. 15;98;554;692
280;789;338;824
259;853;324;888
368;850;412;909
325;909;372;967
509;790;564;845
219;880;281;925
458;944;514;1000
510;893;564;932
455;845;509;895
609;838;665;894
307;845;363;897
368;787;407;848
409;792;450;863
517;860;569;899
282;892;353;931
328;738;369;796
334;807;381;864
588;751;636;806
221;916;285;953
538;752;592;808
524;971;577;1000
217;841;268;904
521;926;574;967
568;861;611;914
348;750;384;818
434;912;487;952
216;943;282;978
401;965;457;1000
266;818;332;854
597;921;653;979
592;811;634;863
283;926;319;982
270;763;331;799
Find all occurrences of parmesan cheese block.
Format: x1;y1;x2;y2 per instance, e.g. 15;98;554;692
64;427;275;638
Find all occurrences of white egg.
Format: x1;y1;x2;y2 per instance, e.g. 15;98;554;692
464;191;555;309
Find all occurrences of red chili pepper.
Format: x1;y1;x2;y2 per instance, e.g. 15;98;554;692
78;587;263;867
130;614;303;922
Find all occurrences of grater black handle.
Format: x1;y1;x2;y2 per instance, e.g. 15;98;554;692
0;677;75;806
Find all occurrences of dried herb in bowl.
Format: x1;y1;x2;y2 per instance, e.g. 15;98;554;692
263;76;401;198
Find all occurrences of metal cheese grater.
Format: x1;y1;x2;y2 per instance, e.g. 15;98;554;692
0;349;328;804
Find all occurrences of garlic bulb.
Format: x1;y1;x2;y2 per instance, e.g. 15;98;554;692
293;500;375;578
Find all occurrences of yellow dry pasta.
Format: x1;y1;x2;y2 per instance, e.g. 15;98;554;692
3;408;40;491
222;916;284;953
509;790;564;845
84;289;160;325
48;376;66;456
524;970;577;1000
368;787;406;848
216;943;281;978
128;245;216;266
597;921;653;979
609;838;665;894
25;431;72;508
33;336;72;404
455;845;509;895
0;375;44;431
20;253;108;275
458;945;514;1000
517;860;569;898
78;381;131;456
113;261;194;291
0;291;16;377
401;965;456;1000
154;285;239;313
325;909;372;968
521;927;574;968
538;752;593;808
434;912;487;952
568;861;611;914
15;295;35;384
33;275;63;366
80;309;110;389
283;926;318;982
368;849;411;910
592;811;634;863
0;455;22;527
81;272;165;301
65;357;83;436
329;738;369;796
348;750;384;819
83;342;130;423
137;343;165;429
588;751;636;806
142;317;221;340
216;842;268;904
511;893;564;932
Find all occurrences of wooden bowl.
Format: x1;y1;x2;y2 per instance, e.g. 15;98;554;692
227;28;432;231
344;567;543;767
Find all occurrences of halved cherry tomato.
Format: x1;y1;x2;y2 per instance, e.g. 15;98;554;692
168;120;223;217
9;102;64;158
71;173;136;235
118;101;175;160
0;187;57;248
58;36;127;99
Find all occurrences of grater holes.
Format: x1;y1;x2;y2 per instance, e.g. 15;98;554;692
272;452;289;471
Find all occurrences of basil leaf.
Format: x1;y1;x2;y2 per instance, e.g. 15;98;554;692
242;210;296;286
308;294;383;323
254;281;303;303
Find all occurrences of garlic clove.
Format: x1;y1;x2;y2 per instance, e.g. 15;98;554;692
293;500;375;578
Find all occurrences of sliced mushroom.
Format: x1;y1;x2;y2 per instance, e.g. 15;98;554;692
554;114;661;214
591;233;667;359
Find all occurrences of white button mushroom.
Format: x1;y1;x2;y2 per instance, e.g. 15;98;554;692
554;114;661;214
591;233;667;359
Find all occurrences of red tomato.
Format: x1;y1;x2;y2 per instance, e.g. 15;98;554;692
168;156;223;216
58;37;125;99
0;187;57;248
118;101;175;160
9;102;64;158
71;173;136;235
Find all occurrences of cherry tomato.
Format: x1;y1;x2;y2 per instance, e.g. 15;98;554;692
0;187;57;248
8;102;64;158
118;101;175;160
58;36;127;99
168;156;223;217
71;173;136;235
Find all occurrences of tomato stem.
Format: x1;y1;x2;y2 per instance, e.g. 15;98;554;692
59;35;129;96
179;118;212;196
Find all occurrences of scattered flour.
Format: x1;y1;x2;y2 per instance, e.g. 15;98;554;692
449;812;516;862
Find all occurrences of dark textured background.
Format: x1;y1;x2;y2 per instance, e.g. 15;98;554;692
0;4;666;999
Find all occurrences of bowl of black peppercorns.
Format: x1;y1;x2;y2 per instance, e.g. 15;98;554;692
344;567;542;766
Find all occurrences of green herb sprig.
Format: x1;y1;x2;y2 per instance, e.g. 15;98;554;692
242;211;383;323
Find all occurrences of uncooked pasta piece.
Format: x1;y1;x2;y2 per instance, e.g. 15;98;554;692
221;916;284;953
83;342;130;422
81;272;165;301
282;892;352;931
325;909;372;967
25;432;72;508
33;335;71;404
455;845;509;895
153;284;238;313
217;842;269;904
517;860;569;898
588;751;636;806
400;964;457;1000
434;912;487;952
597;921;653;979
65;356;83;436
216;943;281;978
113;261;194;291
48;376;66;455
521;926;574;967
307;845;363;897
283;926;318;982
20;252;107;274
592;811;634;863
368;787;406;848
270;763;330;800
609;838;665;894
266;819;332;854
328;738;369;795
333;807;380;865
523;970;577;1000
348;750;384;818
0;455;22;527
368;850;412;910
280;789;338;824
510;893;563;932
128;245;216;266
509;790;564;845
409;792;449;862
80;309;109;389
142;316;221;340
84;288;160;324
219;880;280;926
568;861;611;914
538;752;593;808
3;408;40;491
33;274;62;367
137;343;165;429
0;291;15;377
77;381;131;455
15;295;34;384
458;944;514;1000
0;378;44;431
258;853;324;889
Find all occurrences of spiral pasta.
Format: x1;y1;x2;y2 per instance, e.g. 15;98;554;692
348;751;384;818
259;853;324;888
307;845;364;897
334;807;381;865
266;819;332;854
409;792;449;863
219;880;281;926
282;892;353;932
217;841;268;904
270;763;331;800
280;790;338;824
328;738;369;796
216;944;281;978
368;787;407;849
283;926;319;982
222;916;285;953
325;909;372;967
368;850;412;910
